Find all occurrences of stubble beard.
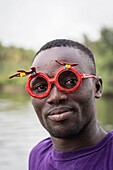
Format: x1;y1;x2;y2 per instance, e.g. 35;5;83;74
44;115;92;139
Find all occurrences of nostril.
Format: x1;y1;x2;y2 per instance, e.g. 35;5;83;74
47;97;66;105
47;92;68;105
47;100;54;105
60;98;66;104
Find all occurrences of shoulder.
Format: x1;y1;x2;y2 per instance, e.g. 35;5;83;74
107;130;113;144
29;137;52;162
100;130;113;153
105;130;113;142
110;130;113;136
100;130;113;147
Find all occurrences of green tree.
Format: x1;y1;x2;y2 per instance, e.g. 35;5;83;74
0;43;35;89
83;27;113;96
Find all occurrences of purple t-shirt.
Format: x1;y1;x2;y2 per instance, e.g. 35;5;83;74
29;130;113;170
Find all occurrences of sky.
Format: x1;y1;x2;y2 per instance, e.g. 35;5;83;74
0;0;113;50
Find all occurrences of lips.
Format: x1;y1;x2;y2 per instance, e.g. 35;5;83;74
47;107;74;122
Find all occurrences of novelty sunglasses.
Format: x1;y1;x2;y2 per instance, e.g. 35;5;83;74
9;60;96;99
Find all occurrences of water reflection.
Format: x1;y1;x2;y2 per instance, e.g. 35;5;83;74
0;93;49;170
0;92;113;170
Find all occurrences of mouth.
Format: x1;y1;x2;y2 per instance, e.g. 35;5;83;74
47;107;74;122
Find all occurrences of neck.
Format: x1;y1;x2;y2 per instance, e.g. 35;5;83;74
51;120;107;152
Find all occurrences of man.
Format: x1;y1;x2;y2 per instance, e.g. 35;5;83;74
10;39;113;169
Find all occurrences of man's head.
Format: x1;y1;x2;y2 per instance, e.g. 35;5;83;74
33;39;96;75
31;39;102;138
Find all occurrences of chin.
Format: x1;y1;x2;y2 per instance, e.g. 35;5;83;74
46;125;83;138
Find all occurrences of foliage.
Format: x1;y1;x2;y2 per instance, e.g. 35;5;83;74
83;27;113;96
0;43;35;89
0;27;113;95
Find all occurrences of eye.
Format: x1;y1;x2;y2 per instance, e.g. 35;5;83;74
64;78;78;88
30;77;48;94
33;83;48;93
58;70;78;89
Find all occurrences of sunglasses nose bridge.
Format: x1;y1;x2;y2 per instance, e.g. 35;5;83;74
49;77;58;88
49;79;65;93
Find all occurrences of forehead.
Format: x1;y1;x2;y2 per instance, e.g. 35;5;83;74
32;47;89;74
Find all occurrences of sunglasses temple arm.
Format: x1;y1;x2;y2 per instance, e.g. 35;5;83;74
81;74;96;79
9;67;36;79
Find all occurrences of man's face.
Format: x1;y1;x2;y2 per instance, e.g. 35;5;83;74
31;47;96;138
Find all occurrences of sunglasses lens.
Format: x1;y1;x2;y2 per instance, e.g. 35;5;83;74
58;71;78;89
30;76;48;95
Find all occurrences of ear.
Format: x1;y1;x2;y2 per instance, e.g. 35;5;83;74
94;77;103;99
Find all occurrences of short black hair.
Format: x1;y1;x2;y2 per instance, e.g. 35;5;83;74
34;39;96;74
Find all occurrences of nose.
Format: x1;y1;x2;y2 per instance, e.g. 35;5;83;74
47;85;68;105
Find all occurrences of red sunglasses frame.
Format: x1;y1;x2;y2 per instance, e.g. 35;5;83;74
26;66;96;99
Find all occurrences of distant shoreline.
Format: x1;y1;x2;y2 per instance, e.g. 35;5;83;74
0;85;113;98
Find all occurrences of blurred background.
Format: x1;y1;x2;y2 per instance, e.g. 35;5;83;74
0;0;113;169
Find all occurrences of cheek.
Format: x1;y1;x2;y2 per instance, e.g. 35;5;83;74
78;79;95;98
69;80;95;113
78;81;96;116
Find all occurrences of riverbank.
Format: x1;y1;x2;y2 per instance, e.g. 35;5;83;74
0;85;113;99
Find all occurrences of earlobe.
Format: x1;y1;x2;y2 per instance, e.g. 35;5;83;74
95;77;103;99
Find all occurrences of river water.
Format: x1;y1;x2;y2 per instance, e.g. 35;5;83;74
0;92;113;170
